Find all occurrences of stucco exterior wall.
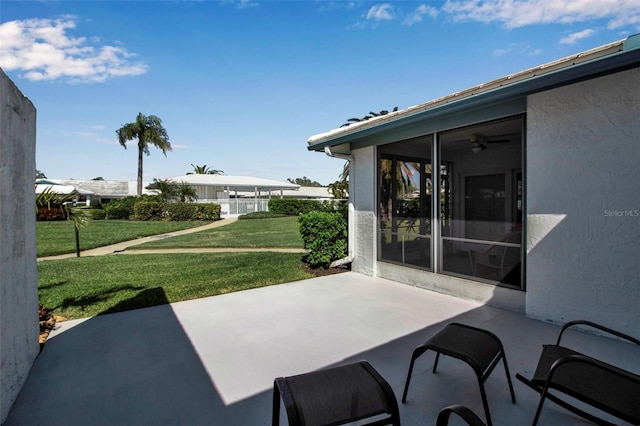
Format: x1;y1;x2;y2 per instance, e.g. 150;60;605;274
0;69;39;423
526;67;640;338
351;146;377;276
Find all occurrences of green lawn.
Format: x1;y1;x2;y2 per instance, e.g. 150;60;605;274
39;252;312;320
129;216;303;249
37;220;210;257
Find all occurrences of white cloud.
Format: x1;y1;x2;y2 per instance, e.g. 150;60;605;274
0;17;147;83
560;28;597;44
403;4;438;26
318;1;358;12
442;0;640;30
366;4;395;21
237;0;259;9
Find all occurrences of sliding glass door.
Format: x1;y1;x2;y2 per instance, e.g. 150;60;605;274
378;136;433;270
377;116;524;289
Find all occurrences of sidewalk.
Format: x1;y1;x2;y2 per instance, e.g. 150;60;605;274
36;218;296;261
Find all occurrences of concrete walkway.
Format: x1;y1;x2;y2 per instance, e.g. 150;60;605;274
38;218;305;261
6;273;635;425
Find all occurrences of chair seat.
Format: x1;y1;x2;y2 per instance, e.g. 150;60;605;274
273;361;400;426
402;323;515;426
425;323;503;377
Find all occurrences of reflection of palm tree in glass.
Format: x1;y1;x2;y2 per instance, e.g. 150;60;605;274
380;159;429;250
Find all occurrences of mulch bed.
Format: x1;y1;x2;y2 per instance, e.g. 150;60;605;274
303;263;351;277
39;305;64;351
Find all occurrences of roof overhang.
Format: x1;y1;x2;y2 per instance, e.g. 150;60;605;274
168;175;299;192
307;34;640;152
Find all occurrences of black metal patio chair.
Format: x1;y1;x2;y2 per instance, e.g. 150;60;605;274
516;320;640;426
402;322;516;426
272;360;400;426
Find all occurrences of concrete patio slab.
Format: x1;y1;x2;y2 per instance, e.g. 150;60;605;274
5;273;637;425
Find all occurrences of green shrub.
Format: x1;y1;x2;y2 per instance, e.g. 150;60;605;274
268;199;346;216
133;201;166;221
104;197;135;219
193;203;221;221
90;209;106;220
165;202;221;221
298;211;347;268
238;211;287;220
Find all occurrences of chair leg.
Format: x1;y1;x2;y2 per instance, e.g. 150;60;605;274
501;354;516;403
531;389;546;426
402;346;429;403
272;382;280;426
402;356;417;403
478;382;493;426
433;352;441;373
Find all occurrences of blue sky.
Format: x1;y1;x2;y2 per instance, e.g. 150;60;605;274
2;1;639;185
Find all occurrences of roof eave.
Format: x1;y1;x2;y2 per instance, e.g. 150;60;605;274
307;35;640;152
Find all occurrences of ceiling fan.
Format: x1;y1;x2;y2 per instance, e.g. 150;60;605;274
468;133;513;153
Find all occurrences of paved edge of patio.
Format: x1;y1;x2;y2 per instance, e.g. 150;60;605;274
7;272;636;426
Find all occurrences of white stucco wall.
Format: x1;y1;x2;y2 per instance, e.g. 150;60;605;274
351;146;377;276
526;67;640;338
0;69;39;423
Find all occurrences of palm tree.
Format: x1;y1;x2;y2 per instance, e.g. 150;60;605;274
145;178;178;202
116;113;172;195
35;188;89;257
176;181;198;202
187;164;224;175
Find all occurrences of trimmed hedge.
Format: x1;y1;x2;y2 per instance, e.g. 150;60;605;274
238;211;287;220
165;202;221;221
298;211;347;268
133;201;166;221
268;198;346;216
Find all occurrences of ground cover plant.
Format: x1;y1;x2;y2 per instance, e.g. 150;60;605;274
38;252;312;320
129;216;303;249
37;220;209;257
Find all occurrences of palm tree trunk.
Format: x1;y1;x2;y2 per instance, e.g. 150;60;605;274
137;143;144;196
75;225;80;257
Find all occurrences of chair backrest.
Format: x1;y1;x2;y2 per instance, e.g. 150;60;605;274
547;354;640;424
437;405;486;426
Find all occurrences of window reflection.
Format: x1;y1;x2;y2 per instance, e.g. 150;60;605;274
379;137;432;270
376;116;524;289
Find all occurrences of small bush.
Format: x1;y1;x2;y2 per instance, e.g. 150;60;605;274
104;197;136;219
90;209;106;220
268;199;346;216
36;207;66;221
238;211;287;220
165;202;221;221
268;199;320;215
133;201;166;221
298;211;347;268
